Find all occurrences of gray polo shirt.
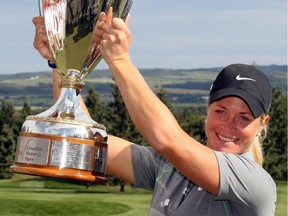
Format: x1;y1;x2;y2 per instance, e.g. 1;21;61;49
131;144;276;216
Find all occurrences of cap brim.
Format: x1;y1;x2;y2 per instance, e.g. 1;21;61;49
209;88;263;118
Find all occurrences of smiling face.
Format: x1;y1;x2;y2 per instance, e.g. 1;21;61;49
205;96;269;154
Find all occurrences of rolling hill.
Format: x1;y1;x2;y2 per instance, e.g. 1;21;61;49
0;65;286;108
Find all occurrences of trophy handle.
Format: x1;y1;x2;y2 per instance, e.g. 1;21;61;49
38;0;43;16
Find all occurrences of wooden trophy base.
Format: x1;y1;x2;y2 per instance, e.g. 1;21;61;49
10;164;107;184
10;132;108;184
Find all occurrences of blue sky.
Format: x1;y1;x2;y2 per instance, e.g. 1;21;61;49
0;0;286;74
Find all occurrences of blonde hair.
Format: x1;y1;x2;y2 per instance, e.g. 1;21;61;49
250;114;268;166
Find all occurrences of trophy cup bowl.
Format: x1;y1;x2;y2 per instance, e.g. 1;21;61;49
10;0;134;183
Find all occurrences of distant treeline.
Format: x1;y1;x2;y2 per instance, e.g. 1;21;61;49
0;65;286;107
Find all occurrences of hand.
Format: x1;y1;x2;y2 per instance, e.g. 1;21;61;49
96;8;132;67
32;16;54;62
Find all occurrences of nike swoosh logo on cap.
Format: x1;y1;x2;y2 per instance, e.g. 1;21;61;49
236;75;256;82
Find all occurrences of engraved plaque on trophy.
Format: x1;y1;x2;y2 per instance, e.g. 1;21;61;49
10;0;134;183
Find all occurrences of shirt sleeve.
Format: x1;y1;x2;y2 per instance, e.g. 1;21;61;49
131;143;159;190
214;151;277;214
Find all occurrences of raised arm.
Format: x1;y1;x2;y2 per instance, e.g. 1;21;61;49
97;11;220;194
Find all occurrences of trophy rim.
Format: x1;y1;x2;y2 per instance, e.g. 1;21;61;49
26;115;106;130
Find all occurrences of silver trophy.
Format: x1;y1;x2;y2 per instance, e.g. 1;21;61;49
10;0;133;183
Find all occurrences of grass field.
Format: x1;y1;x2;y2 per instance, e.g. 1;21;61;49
0;176;152;216
0;177;286;215
0;188;151;216
276;181;287;216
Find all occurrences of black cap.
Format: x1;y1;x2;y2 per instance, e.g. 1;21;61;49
209;64;272;118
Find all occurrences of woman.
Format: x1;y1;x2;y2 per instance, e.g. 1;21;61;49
32;8;276;215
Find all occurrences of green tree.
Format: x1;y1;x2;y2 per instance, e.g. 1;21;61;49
179;108;207;144
0;100;17;179
20;98;32;120
263;88;287;180
108;80;144;144
85;85;110;130
15;98;32;135
108;83;131;139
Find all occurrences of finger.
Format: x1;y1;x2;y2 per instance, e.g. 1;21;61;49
33;32;49;48
111;18;126;31
32;16;44;26
95;28;105;37
125;14;131;26
93;20;105;44
106;7;113;24
35;25;47;35
98;12;106;22
33;40;53;61
33;17;46;35
94;13;107;43
93;28;105;44
96;20;105;31
34;25;48;42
